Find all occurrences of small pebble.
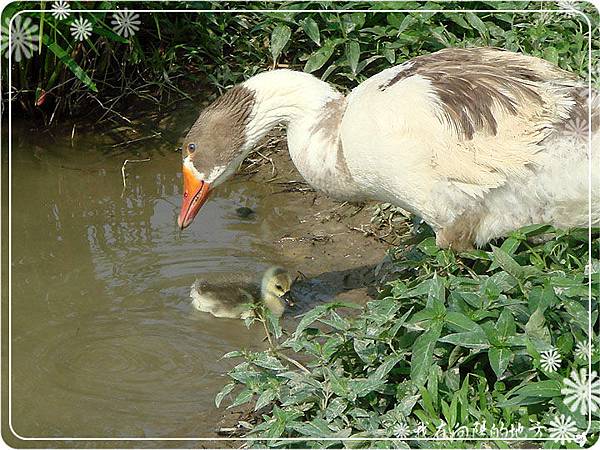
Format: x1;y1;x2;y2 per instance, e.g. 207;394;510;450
235;207;255;218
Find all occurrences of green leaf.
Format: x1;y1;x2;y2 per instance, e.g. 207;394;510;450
372;355;402;381
511;380;562;398
563;298;589;332
525;307;551;343
444;12;470;28
266;406;290;438
465;12;488;35
221;350;243;359
255;388;277;411
230;388;253;408
304;41;336;73
543;46;559;64
439;330;490;349
427;275;446;310
270;25;292;61
215;382;235;408
348;378;387;398
488;347;512;378
488;271;518;292
427;364;440;407
290;417;334;437
325;397;347;421
294;305;329;337
491;246;539;281
498;379;563;407
528;285;558;313
556;333;574;356
408;308;437;329
42;35;97;92
417;237;439;256
496;308;516;339
252;353;286;371
517;223;553;237
301;17;320;45
346;41;360;75
445;311;479;332
419;386;437;418
264;308;283;340
397;14;417;34
382;46;395;64
410;320;442;387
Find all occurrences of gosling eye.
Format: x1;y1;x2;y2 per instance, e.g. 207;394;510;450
275;284;283;291
188;143;196;153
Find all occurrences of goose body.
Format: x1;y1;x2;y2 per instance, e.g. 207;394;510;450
178;47;599;249
190;267;293;318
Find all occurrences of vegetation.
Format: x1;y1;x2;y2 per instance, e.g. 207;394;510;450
218;225;599;448
2;1;599;124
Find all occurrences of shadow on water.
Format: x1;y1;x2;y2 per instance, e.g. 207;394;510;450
290;264;384;314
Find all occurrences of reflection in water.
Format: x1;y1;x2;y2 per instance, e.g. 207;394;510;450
10;129;287;438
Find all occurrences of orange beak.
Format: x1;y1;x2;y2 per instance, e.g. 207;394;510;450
178;164;211;230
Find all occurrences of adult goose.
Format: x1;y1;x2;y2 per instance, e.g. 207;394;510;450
177;47;599;249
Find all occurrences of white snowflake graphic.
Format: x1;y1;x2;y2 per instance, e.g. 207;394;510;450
111;10;140;38
590;91;600;117
392;421;410;438
561;369;600;416
70;16;92;41
574;340;592;362
0;15;39;62
51;1;70;20
563;116;589;145
548;414;578;445
540;348;562;372
558;0;581;15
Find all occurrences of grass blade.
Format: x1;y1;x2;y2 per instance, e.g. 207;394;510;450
42;34;98;92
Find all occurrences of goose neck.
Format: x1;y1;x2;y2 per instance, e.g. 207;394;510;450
242;70;342;148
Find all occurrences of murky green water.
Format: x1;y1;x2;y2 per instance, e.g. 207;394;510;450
9;120;289;439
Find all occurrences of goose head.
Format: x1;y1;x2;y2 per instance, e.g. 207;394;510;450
261;267;294;317
178;70;344;230
178;86;256;229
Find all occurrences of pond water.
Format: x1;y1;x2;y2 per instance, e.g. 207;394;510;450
8;117;294;440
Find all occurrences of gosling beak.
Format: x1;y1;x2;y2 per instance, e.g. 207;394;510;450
178;165;211;230
281;291;295;307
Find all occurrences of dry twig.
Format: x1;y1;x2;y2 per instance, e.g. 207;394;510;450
121;158;151;197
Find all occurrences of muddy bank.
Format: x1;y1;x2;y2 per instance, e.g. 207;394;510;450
236;131;410;312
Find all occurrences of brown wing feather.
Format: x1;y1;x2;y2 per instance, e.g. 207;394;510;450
380;47;577;141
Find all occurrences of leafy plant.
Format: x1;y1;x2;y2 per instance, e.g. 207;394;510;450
2;1;598;123
217;226;599;448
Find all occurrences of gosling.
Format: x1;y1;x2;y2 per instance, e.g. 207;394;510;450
190;267;294;319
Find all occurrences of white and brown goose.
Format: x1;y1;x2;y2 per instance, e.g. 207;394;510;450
177;47;599;249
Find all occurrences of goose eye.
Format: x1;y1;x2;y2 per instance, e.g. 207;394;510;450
275;284;283;290
188;143;196;153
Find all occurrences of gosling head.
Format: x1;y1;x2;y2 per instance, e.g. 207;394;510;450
178;86;257;230
261;267;294;317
